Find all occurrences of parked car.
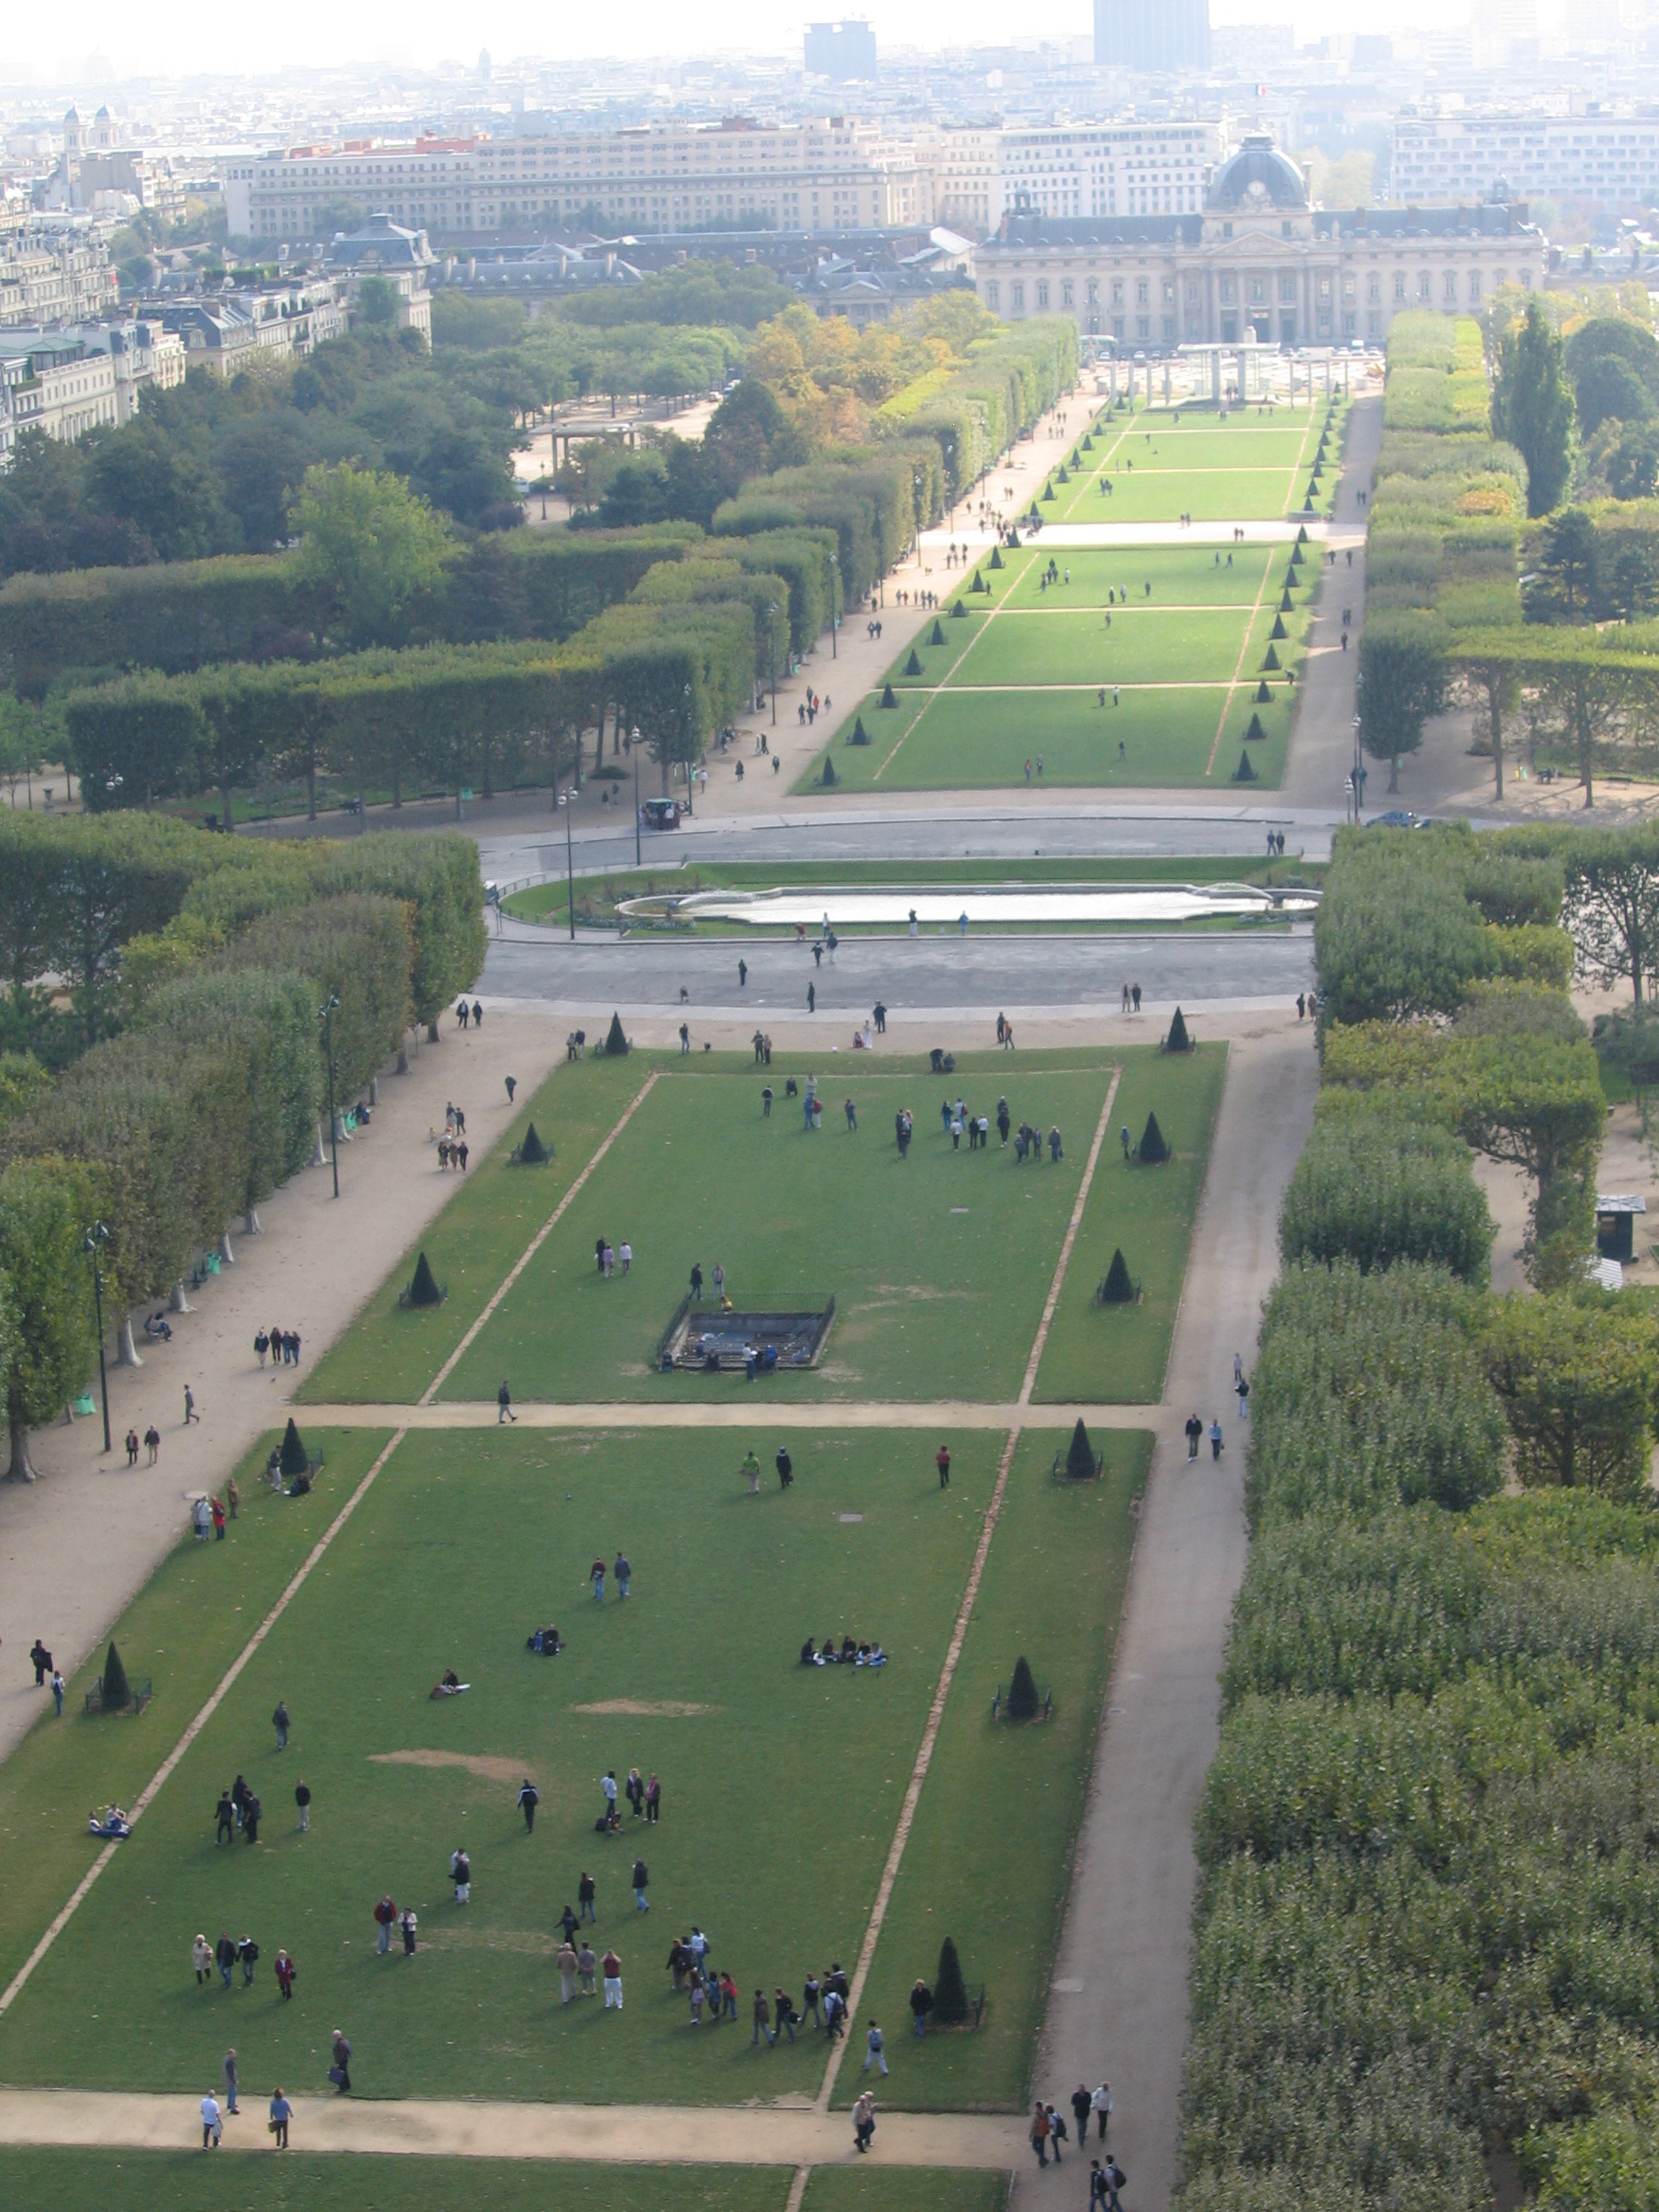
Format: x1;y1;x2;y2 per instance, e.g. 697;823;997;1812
642;797;684;830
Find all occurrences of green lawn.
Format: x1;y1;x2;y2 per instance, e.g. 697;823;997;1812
440;1056;1116;1406
801;541;1318;795
841;1429;1150;2109
1033;1043;1228;1403
0;2150;789;2212
300;1055;649;1406
0;1423;1140;2114
1049;399;1346;524
801;2170;1010;2211
0;1427;393;1999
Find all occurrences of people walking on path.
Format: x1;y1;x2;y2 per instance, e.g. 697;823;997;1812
1091;2081;1115;2139
269;2088;290;2149
853;2091;876;2152
1185;1413;1202;1461
183;1386;199;1425
1209;1417;1224;1461
1030;2102;1052;2167
222;2048;239;2114
200;2091;222;2148
498;1382;517;1423
518;1777;539;1832
50;1669;63;1716
329;2029;352;2093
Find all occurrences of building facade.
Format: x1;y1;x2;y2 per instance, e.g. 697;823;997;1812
924;121;1223;237
0;223;118;330
972;135;1544;347
1094;0;1212;73
804;20;878;78
0;335;118;445
1392;111;1659;209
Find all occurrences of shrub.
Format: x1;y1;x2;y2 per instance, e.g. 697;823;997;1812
1279;1109;1493;1284
604;1011;628;1056
1232;749;1258;782
881;683;898;707
934;1936;969;2023
102;1641;131;1708
1279;589;1295;613
989;547;1004;569
1066;1417;1099;1478
928;618;945;646
1486;1294;1659;1499
516;1122;550;1165
1167;1007;1191;1051
279;1417;311;1476
406;1251;445;1305
821;755;838;786
1271;614;1288;640
1138;1111;1170;1162
1245;713;1266;741
1262;645;1280;671
1255;680;1272;703
951;600;966;617
1098;1249;1135;1303
848;716;871;745
904;648;923;676
1007;1654;1040;1720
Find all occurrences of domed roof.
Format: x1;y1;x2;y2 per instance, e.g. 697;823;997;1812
1208;133;1308;212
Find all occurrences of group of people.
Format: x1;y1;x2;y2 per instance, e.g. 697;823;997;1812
1030;2083;1125;2200
800;1636;888;1668
593;1237;632;1278
253;1327;302;1367
123;1424;162;1466
213;1773;265;1845
795;687;831;726
454;998;485;1031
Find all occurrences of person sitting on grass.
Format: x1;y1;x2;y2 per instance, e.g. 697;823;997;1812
527;1627;562;1655
430;1671;469;1698
801;1638;818;1665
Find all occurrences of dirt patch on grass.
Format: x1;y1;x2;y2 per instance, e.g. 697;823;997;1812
370;1750;531;1783
570;1698;713;1717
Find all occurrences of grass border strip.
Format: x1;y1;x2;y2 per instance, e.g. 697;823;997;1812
0;1426;409;2023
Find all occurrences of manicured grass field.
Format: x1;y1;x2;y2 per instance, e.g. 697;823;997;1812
802;2170;1010;2211
801;542;1314;795
841;1429;1149;2108
0;1423;1144;2116
1033;1042;1227;1405
1050;399;1344;524
0;2150;790;2212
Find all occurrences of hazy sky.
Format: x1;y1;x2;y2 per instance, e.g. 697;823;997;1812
4;0;1513;90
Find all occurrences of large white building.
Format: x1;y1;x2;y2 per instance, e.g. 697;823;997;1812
0;222;119;331
974;134;1545;348
1393;111;1659;209
227;119;932;244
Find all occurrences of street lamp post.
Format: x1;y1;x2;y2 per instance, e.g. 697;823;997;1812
317;996;341;1198
829;556;838;659
767;606;777;727
632;725;642;867
84;1221;111;1456
681;683;693;807
561;785;576;941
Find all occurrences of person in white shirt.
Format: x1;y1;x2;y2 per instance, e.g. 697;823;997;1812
1090;2081;1114;2139
200;2092;222;2148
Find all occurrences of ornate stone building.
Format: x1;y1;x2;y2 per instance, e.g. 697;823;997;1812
971;132;1546;349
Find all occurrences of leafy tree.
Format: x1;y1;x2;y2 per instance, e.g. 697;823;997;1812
0;1156;104;1483
1492;296;1577;516
1609;424;1659;504
1562;824;1659;1002
1565;315;1659;434
1486;1295;1659;1499
87;419;238;563
290;462;454;647
1592;1004;1659;1103
1280;1106;1493;1284
1532;508;1601;620
356;276;400;328
1358;611;1448;792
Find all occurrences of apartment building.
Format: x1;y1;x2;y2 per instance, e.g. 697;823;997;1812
227;119;930;243
923;121;1223;238
0;317;186;427
0;224;119;330
0;335;118;445
1393;111;1659;208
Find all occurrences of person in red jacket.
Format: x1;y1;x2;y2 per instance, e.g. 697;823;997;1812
374;1895;397;1955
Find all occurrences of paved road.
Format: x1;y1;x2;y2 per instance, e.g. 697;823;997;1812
481;926;1315;1020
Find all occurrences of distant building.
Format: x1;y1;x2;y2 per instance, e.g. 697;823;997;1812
1094;0;1211;73
0;335;117;448
0;223;118;329
972;132;1544;346
923;120;1223;239
1393;111;1659;211
323;213;434;341
805;20;878;79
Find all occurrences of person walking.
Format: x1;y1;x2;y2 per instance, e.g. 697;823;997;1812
802;1970;822;2030
498;1382;517;1424
1209;1417;1224;1462
242;1793;260;1845
1236;1373;1250;1421
275;1949;296;2001
505;1074;517;1103
591;1559;606;1602
777;1446;793;1490
216;1932;236;1989
374;1895;397;1953
738;958;748;988
192;1934;212;1986
1091;2081;1115;2139
222;2047;239;2115
853;2090;876;2153
577;1942;597;1995
237;1934;259;1985
579;1869;597;1920
400;1906;418;1955
330;2029;352;2094
50;1669;63;1718
1047;2104;1068;2160
742;1449;761;1494
201;2090;222;2149
451;1848;471;1903
269;2087;291;2150
1030;2101;1052;2168
602;1947;624;2008
125;1426;140;1464
272;1700;289;1750
518;1777;539;1833
911;1977;934;2035
864;2020;888;2075
935;1443;951;1489
602;1770;619;1820
295;1779;311;1831
145;1424;160;1464
753;1988;774;2046
632;1857;649;1911
558;1940;579;2004
614;1551;631;1601
184;1385;199;1426
1185;1413;1202;1462
1072;2083;1093;2145
645;1774;661;1824
807;981;816;1014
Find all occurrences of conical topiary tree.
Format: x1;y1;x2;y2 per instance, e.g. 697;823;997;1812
850;715;871;744
407;1251;445;1306
1295;523;1309;544
971;571;987;592
934;1936;969;2024
1167;1006;1190;1051
1255;679;1272;703
1007;528;1021;548
821;754;838;786
929;618;946;646
280;1416;311;1476
1233;748;1259;783
881;682;898;707
1270;614;1287;640
951;600;967;618
1057;465;1069;483
1246;711;1266;741
1007;1654;1040;1720
904;648;923;677
1041;483;1055;502
1279;589;1295;613
1139;1110;1170;1162
1290;543;1304;566
517;1122;550;1164
102;1640;130;1709
989;546;1004;569
1099;1248;1135;1303
1066;1416;1098;1478
605;1011;629;1056
1262;644;1280;671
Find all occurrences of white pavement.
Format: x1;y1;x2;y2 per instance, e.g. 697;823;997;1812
1013;1018;1318;2212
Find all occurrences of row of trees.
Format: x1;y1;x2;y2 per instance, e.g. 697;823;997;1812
1174;814;1659;2212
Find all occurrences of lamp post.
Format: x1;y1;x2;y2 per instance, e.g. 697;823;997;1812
632;725;642;866
317;995;341;1198
829;554;838;659
767;604;777;726
561;785;575;941
1351;715;1365;824
681;682;693;808
84;1221;111;1456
